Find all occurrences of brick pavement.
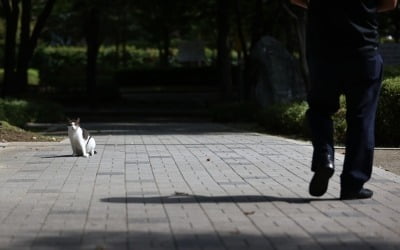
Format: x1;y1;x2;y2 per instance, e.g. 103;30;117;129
0;122;399;250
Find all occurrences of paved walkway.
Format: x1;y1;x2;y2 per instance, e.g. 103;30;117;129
0;122;399;250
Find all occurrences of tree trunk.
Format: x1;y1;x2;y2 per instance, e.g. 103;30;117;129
15;0;32;94
13;0;55;96
1;0;20;97
234;0;248;60
250;0;263;50
85;7;100;96
394;8;400;43
234;0;248;101
217;0;233;100
159;27;170;67
121;3;128;68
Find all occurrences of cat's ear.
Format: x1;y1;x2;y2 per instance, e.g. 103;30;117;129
67;117;72;124
76;118;80;124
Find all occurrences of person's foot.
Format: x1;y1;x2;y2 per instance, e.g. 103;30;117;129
340;188;373;200
309;167;334;197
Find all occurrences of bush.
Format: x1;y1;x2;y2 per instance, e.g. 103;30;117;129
258;101;309;137
256;77;400;147
31;46;163;93
331;97;347;144
0;99;31;127
116;67;219;88
383;65;400;79
32;46;161;74
376;76;400;146
0;98;65;127
0;68;40;86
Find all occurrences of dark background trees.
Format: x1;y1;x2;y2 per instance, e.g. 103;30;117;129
1;0;55;97
0;0;399;100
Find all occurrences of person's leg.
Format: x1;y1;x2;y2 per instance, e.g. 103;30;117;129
307;57;341;196
341;54;383;199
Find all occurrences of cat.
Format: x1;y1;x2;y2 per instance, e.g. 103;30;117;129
67;118;96;157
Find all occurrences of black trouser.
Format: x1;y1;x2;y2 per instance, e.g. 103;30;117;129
306;52;383;192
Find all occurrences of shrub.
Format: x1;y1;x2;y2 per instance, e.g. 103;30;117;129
258;101;309;137
376;76;400;146
116;67;218;88
0;98;65;127
256;77;400;147
331;97;347;144
0;99;31;127
383;65;400;79
0;68;40;86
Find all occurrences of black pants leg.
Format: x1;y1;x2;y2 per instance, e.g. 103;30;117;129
307;53;383;192
306;56;341;172
341;54;383;192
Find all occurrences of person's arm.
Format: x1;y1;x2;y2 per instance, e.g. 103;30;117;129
378;0;398;12
290;0;308;9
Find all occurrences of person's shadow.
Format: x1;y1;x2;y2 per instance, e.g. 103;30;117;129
101;194;338;204
40;154;75;158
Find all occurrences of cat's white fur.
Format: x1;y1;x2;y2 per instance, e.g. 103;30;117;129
68;119;96;157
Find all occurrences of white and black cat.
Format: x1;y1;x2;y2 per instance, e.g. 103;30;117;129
67;118;96;157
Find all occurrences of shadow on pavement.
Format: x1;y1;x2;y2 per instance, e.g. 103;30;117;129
40;154;75;158
12;231;398;250
101;194;338;204
42;122;261;136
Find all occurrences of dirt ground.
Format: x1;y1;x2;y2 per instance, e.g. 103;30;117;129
373;150;400;175
336;148;400;176
0;121;62;143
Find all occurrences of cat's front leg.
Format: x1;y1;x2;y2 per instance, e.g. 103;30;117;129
71;144;78;156
80;142;89;157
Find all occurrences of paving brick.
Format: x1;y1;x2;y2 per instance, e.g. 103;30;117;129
0;122;399;249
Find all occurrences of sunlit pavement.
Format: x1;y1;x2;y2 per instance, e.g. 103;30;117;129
0;122;399;250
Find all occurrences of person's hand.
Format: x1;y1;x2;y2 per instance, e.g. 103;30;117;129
290;0;308;9
378;0;398;12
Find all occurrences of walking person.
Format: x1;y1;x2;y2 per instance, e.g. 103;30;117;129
290;0;398;199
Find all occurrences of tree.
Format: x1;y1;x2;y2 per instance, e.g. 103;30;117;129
84;4;100;97
132;0;203;67
0;0;56;97
217;0;233;100
1;0;19;97
67;0;109;96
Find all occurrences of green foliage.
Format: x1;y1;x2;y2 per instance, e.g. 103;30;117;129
33;46;161;73
376;76;400;147
28;69;40;86
0;68;40;86
330;96;347;144
258;101;308;137
383;65;400;79
32;46;162;92
256;77;400;147
0;98;65;127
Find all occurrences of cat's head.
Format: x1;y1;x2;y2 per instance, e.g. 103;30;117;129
67;118;80;130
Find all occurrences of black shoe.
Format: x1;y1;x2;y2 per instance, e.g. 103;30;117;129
309;167;334;197
340;188;373;200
